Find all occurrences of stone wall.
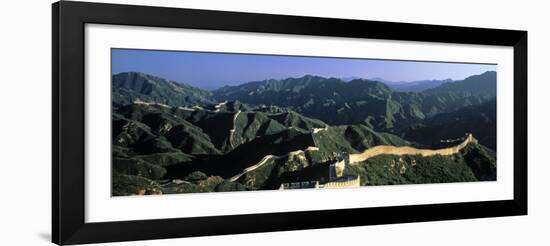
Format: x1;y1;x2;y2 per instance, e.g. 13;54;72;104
322;176;360;189
349;134;477;164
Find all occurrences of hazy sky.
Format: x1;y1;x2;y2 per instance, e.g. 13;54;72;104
112;48;496;90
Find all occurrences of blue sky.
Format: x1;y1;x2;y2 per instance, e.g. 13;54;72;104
112;48;496;90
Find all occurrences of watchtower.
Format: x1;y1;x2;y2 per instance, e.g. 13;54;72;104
329;152;349;181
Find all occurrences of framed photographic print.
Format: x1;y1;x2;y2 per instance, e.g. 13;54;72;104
52;1;527;245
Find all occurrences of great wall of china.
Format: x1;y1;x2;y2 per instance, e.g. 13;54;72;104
322;176;361;189
131;100;479;191
229;146;320;182
229;126;477;189
348;133;477;164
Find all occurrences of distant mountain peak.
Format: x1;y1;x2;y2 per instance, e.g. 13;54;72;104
366;77;457;92
299;74;326;81
423;70;496;96
341;76;363;82
119;71;165;81
368;77;394;84
112;71;214;107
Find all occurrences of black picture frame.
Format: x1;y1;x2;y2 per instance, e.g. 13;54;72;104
52;1;527;245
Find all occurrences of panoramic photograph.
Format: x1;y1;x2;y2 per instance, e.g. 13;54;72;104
111;48;497;196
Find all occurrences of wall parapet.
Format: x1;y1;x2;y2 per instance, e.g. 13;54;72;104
322;176;360;189
349;133;477;164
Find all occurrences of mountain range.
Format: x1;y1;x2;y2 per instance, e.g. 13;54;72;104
112;72;214;108
343;76;452;92
213;72;496;132
110;71;497;195
387;79;454;92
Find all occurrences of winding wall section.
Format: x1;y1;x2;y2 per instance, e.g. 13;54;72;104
349;134;477;164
